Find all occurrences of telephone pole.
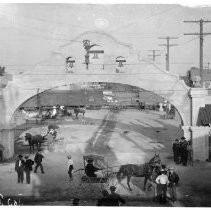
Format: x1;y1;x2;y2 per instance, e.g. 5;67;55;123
158;36;178;72
148;50;161;61
184;19;211;86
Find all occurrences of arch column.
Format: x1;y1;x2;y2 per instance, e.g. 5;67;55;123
188;88;209;161
0;73;14;160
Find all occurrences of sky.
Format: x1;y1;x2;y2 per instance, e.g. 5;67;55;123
0;3;211;76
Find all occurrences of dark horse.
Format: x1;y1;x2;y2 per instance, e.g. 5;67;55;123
74;107;86;118
25;133;46;153
116;154;161;191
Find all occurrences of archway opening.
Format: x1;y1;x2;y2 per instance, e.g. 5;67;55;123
10;81;186;198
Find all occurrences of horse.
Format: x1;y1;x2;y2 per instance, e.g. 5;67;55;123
74;107;86;118
20;107;39;119
116;153;161;191
25;133;46;153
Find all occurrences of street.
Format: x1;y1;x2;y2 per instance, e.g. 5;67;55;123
0;109;211;206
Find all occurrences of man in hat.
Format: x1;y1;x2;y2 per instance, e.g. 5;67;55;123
24;155;34;184
34;150;45;174
168;166;179;202
172;139;180;164
85;159;100;177
155;169;169;204
108;186;126;206
97;190;111;206
180;137;188;166
15;155;25;184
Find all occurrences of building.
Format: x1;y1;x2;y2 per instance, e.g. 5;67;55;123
187;67;211;88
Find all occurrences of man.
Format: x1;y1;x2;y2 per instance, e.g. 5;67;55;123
168;167;179;202
108;186;126;206
15;155;25;184
180;137;188;166
85;159;100;177
24;156;34;184
97;190;111;206
150;165;160;201
172;139;180;164
34;150;45;174
155;169;169;204
67;155;74;180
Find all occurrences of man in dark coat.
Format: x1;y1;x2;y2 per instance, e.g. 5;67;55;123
168;167;179;202
97;190;111;206
15;155;25;184
180;137;188;166
34;150;45;174
24;156;34;184
108;186;126;206
85;159;100;177
172;139;180;164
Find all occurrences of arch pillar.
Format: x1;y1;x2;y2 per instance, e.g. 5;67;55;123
0;73;14;160
187;88;209;161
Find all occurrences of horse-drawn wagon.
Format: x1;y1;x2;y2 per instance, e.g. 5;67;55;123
74;154;117;190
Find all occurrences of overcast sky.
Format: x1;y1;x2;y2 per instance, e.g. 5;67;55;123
0;3;211;76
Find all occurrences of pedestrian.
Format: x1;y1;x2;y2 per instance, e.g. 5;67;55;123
15;155;25;184
155;169;169;204
150;165;160;201
24;155;34;184
168;166;179;202
180;137;188;166
67;155;74;180
172;139;180;164
187;141;193;166
97;190;111;206
108;186;126;206
72;198;80;206
34;150;45;174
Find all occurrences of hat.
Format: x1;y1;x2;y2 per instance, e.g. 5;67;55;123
110;186;116;191
181;136;186;140
18;155;23;158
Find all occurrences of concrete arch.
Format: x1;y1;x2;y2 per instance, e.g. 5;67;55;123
0;31;193;160
4;72;190;127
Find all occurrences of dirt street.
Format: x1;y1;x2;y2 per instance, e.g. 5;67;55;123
0;109;211;206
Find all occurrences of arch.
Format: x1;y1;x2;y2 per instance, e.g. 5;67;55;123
5;75;189;127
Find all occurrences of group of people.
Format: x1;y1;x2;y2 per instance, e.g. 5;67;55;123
70;186;125;207
15;150;45;184
97;186;125;206
153;165;180;204
172;136;192;166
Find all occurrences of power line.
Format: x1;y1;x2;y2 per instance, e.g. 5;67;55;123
184;19;211;86
158;36;179;72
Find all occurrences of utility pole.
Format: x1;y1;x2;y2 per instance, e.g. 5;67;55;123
158;36;178;72
184;19;211;87
148;50;161;61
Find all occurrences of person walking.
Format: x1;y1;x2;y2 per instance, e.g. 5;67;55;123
15;155;25;184
180;137;188;166
67;155;74;180
24;155;34;184
187;141;193;166
168;167;179;202
155;169;169;204
108;186;126;206
34;150;45;174
172;139;180;164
